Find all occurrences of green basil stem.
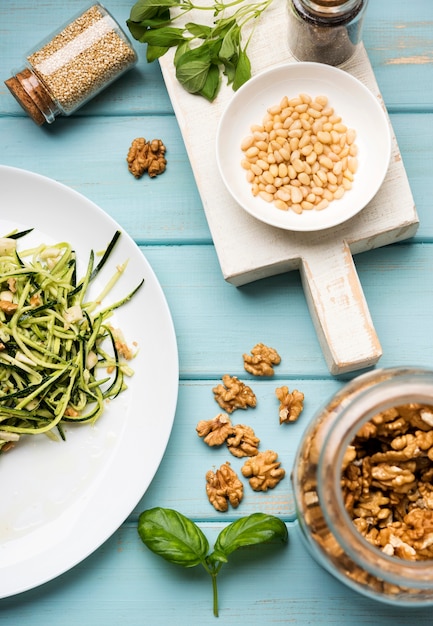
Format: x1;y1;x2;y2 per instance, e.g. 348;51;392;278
202;559;223;617
211;566;219;617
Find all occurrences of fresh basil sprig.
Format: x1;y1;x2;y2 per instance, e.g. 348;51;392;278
137;507;288;616
127;0;274;101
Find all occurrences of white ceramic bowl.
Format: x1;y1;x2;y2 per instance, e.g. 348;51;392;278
216;62;391;232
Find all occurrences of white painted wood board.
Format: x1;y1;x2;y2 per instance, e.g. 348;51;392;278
159;2;418;375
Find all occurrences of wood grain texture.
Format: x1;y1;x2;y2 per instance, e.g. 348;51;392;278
1;0;433;622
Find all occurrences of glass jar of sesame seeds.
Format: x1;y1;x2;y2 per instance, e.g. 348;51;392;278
5;3;137;125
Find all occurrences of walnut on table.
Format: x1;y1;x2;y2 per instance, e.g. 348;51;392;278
243;343;281;376
196;413;234;446
206;462;244;512
226;424;260;458
241;450;285;491
196;413;259;458
212;374;256;413
127;137;167;178
275;386;304;424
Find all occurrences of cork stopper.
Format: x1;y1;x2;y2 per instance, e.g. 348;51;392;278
4;68;58;125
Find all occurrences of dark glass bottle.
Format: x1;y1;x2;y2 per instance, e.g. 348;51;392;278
288;0;368;66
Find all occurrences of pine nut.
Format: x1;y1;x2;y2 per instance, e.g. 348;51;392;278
259;190;274;202
290;186;303;203
250;163;262;176
298;172;311;186
256;159;268;171
317;131;331;144
245;146;259;158
319;155;334;170
301;201;314;210
262;171;275;185
278;163;288;178
246;169;255;183
269;163;278;178
316;198;330;211
348;157;358;174
241;136;254;151
275;199;289;211
276;188;291;202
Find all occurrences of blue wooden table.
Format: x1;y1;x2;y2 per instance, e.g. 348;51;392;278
1;1;433;623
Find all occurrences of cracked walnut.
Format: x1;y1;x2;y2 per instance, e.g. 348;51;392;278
241;450;285;491
275;386;304;424
212;374;256;413
127;137;167;178
206;462;244;512
243;343;281;376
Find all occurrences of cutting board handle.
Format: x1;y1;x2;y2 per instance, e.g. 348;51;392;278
300;240;382;375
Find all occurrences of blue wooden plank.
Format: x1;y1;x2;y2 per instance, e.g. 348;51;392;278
2;523;433;625
364;0;433;110
141;243;433;379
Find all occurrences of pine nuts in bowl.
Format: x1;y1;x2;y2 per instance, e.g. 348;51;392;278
216;62;391;232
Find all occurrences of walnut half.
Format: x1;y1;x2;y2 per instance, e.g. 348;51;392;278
275;386;304;424
241;450;285;491
243;343;281;376
196;413;233;446
226;424;260;458
206;462;244;512
127;137;167;178
212;374;256;413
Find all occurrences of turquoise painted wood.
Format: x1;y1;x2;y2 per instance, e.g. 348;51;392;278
1;1;433;623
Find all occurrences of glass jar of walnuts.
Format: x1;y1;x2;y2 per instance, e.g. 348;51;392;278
292;367;433;605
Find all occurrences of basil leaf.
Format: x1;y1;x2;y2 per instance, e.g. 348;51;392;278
222;58;238;86
212;513;288;558
175;46;212;94
130;0;178;23
232;48;251;91
173;41;190;67
219;25;240;62
146;44;170;62
138;507;209;568
126;20;148;41
185;22;213;39
142;26;185;48
198;63;221;101
212;18;236;40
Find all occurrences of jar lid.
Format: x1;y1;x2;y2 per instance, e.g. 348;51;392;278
4;68;57;125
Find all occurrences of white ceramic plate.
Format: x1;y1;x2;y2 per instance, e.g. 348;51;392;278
0;166;178;598
216;62;391;232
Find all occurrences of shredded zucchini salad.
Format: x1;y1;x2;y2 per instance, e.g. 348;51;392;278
0;229;143;454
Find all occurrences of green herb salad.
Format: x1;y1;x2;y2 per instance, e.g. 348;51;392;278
0;229;143;454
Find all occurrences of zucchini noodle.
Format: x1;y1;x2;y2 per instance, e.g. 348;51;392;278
0;229;143;453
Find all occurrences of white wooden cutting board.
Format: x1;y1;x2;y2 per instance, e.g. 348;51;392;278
159;2;418;375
